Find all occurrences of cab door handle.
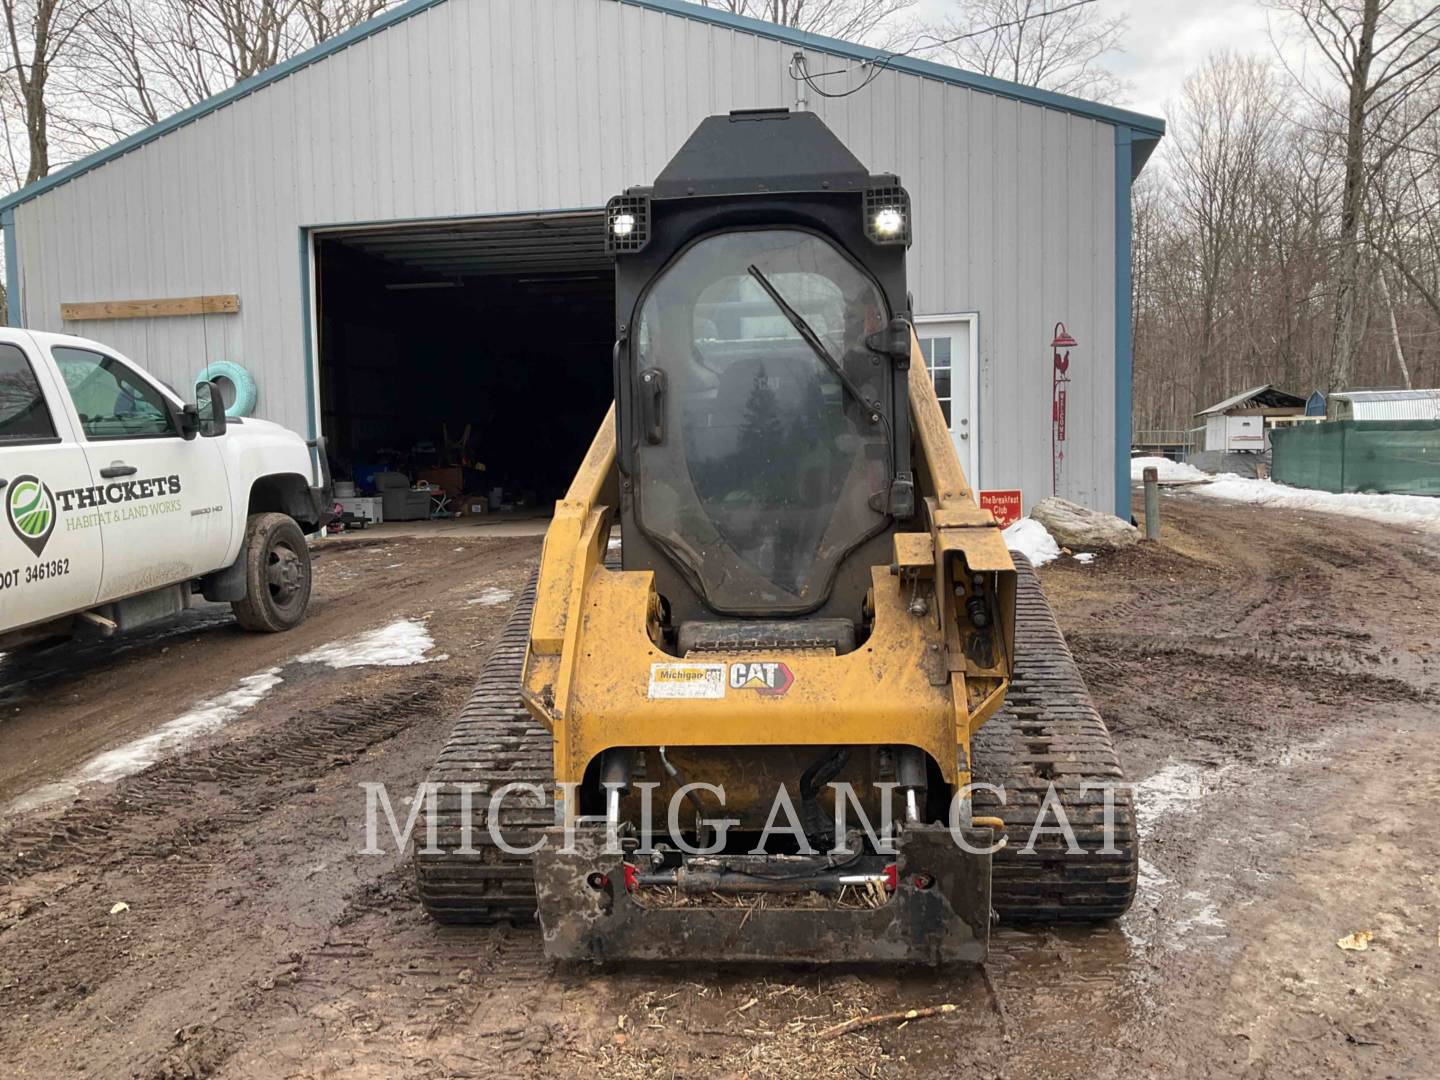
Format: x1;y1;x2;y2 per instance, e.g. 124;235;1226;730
639;368;666;445
100;463;138;478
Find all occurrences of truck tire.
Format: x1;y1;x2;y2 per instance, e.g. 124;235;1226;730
231;512;311;632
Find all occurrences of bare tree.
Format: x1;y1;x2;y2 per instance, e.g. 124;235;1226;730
0;0;100;181
1131;59;1440;436
1269;0;1440;389
294;0;386;44
77;0;397;134
696;0;917;46
1167;54;1285;406
936;0;1127;100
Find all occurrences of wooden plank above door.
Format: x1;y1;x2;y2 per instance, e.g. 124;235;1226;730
61;294;240;321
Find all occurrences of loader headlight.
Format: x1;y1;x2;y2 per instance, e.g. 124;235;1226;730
872;207;904;239
605;195;651;254
864;184;912;246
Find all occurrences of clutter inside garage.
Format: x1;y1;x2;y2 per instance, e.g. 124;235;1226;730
313;214;614;529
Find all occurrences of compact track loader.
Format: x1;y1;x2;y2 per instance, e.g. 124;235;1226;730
417;109;1136;964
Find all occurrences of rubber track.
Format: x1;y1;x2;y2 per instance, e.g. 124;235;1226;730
415;559;1137;925
415;572;551;924
971;555;1139;921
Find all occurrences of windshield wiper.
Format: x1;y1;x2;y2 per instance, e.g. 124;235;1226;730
746;265;880;426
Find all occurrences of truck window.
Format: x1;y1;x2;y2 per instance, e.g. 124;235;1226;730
0;342;58;443
52;347;176;439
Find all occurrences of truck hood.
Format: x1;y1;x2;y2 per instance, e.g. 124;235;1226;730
236;416;300;440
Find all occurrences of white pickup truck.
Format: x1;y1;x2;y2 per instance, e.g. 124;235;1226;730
0;328;331;649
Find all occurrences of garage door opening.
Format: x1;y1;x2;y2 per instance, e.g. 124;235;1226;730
314;211;613;524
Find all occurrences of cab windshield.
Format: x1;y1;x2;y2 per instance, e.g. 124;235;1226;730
634;229;891;614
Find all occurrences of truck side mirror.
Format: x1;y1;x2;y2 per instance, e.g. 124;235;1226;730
195;379;228;438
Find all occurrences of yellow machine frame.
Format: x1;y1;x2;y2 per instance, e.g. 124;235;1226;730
520;335;1016;809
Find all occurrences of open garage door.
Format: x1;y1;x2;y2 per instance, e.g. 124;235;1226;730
314;211;613;522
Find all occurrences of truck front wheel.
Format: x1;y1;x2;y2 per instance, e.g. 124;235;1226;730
231;512;312;632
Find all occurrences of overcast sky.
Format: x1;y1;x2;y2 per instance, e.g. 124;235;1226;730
911;0;1288;121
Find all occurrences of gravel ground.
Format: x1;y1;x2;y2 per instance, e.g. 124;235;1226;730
0;495;1436;1079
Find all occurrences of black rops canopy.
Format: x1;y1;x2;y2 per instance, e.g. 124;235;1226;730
652;109;871;199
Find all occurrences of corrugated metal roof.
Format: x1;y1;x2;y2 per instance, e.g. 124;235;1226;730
1331;389;1440;420
0;0;1164;215
1196;384;1306;416
1330;389;1440;402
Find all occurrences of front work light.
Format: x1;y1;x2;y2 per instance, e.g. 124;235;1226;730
872;207;905;238
863;184;912;246
605;194;651;254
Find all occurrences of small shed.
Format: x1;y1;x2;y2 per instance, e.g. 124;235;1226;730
1196;385;1306;452
1327;389;1440;421
1305;389;1326;416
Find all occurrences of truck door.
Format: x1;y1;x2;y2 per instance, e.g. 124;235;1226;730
0;338;104;631
47;344;231;604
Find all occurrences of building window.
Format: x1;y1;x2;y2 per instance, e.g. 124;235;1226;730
0;343;58;442
917;335;952;425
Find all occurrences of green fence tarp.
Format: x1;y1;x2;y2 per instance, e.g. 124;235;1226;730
1272;420;1440;496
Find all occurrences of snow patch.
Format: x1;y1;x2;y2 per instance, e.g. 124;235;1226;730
1130;455;1209;483
467;587;514;607
1133;760;1217;840
1179;892;1227;930
298;619;444;668
6;780;80;815
6;668;283;815
1188;474;1440;530
80;669;284;784
1002;517;1061;567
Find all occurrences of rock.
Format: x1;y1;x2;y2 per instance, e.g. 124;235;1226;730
1030;497;1140;551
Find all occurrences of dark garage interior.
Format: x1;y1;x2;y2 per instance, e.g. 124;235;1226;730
314;212;614;522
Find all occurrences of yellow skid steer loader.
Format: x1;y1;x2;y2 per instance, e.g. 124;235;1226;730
417;109;1135;964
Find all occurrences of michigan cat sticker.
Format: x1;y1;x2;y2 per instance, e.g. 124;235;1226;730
729;661;794;696
648;662;727;700
7;475;57;557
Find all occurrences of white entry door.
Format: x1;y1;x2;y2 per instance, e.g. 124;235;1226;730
914;314;979;486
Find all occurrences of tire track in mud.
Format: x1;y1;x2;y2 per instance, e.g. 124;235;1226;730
1068;632;1431;702
219;870;565;1078
0;674;471;1073
0;536;540;1080
0;667;475;1079
0;677;466;888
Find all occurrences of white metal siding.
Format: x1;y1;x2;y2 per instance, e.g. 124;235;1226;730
10;0;1118;514
1225;415;1266;452
1205;414;1226;451
1351;399;1440;421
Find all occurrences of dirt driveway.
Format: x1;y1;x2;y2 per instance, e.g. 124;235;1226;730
1;496;1437;1078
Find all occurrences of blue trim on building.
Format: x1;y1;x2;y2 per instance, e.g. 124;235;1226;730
0;0;1163;216
1113;127;1134;519
299;229;318;441
2;208;19;326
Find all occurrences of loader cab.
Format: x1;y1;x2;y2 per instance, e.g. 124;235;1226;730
611;110;915;638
